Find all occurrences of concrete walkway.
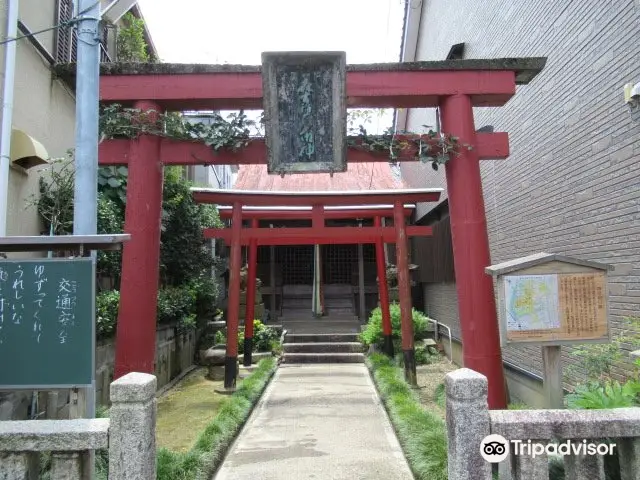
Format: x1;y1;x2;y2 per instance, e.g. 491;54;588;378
213;364;413;480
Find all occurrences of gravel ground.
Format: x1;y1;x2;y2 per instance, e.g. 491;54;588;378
414;355;459;418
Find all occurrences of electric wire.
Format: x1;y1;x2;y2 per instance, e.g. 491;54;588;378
0;0;101;46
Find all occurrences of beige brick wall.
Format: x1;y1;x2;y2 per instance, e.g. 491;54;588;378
405;0;640;383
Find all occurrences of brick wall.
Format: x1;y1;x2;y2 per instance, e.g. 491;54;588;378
404;0;640;382
423;282;461;339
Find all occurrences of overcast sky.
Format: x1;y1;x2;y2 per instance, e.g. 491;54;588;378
137;0;406;132
138;0;405;65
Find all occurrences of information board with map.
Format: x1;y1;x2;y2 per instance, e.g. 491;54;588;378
502;272;609;344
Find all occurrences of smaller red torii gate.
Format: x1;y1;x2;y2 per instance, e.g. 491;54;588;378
193;188;441;387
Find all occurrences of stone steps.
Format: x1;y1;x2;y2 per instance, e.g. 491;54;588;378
281;315;359;322
283;342;363;354
282;332;364;364
285;333;360;343
282;352;365;363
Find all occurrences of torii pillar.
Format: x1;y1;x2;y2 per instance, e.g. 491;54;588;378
243;218;258;366
440;94;507;409
374;216;394;357
114;100;164;378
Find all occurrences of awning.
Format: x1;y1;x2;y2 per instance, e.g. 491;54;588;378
10;129;49;169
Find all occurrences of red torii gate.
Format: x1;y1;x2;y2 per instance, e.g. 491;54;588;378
89;58;546;409
193;189;440;386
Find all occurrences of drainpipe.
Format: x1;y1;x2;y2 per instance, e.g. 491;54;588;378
0;0;19;237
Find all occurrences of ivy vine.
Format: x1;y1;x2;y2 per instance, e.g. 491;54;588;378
99;104;258;152
347;125;472;171
99;105;472;170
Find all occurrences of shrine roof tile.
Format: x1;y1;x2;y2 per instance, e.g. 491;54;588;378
233;162;405;191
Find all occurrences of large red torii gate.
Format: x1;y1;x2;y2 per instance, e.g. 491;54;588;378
86;58;546;409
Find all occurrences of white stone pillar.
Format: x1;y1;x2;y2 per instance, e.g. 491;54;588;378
445;368;492;480
108;372;157;480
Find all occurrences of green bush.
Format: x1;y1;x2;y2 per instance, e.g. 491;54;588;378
96;290;120;340
157;358;276;480
238;320;280;353
367;353;448;480
157;286;196;328
566;379;640;409
254;320;280;352
160;167;222;287
187;275;220;321
96;192;124;285
566;316;640;384
360;303;430;347
116;12;151;62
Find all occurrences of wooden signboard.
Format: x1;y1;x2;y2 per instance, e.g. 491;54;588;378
262;51;347;175
487;253;612;408
487;253;612;347
502;272;608;344
0;258;95;388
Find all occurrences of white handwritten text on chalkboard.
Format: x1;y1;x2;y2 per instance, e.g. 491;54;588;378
56;278;77;344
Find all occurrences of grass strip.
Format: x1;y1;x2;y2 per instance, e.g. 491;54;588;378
157;358;277;480
367;353;448;480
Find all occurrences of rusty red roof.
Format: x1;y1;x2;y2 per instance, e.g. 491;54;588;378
233;162;405;191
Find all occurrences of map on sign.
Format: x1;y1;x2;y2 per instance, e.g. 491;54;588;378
504;275;560;331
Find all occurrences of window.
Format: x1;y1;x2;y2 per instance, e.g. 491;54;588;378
55;0;77;63
55;0;112;63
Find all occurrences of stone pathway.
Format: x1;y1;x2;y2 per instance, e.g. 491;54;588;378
213;364;413;480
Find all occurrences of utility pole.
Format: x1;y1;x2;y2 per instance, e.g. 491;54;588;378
73;0;101;420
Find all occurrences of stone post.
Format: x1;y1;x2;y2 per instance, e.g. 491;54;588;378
50;452;84;479
618;437;640;480
445;368;492;480
564;439;605;480
108;372;157;480
0;452;30;479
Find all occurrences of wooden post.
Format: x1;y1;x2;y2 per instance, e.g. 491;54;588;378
114;100;163;379
382;217;389;264
312;205;324;316
357;221;366;322
394;201;416;385
45;391;58;419
542;345;564;409
269;224;276;319
374;216;394;357
440;93;507;409
243;218;258;366
224;202;242;389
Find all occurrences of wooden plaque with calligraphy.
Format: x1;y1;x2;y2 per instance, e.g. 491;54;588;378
487;254;612;346
0;258;94;388
262;51;347;174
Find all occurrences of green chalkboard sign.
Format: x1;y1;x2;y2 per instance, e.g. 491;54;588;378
0;258;95;388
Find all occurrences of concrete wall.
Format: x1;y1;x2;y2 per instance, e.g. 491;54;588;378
0;325;197;420
404;0;640;384
95;325;197;407
0;0;77;241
